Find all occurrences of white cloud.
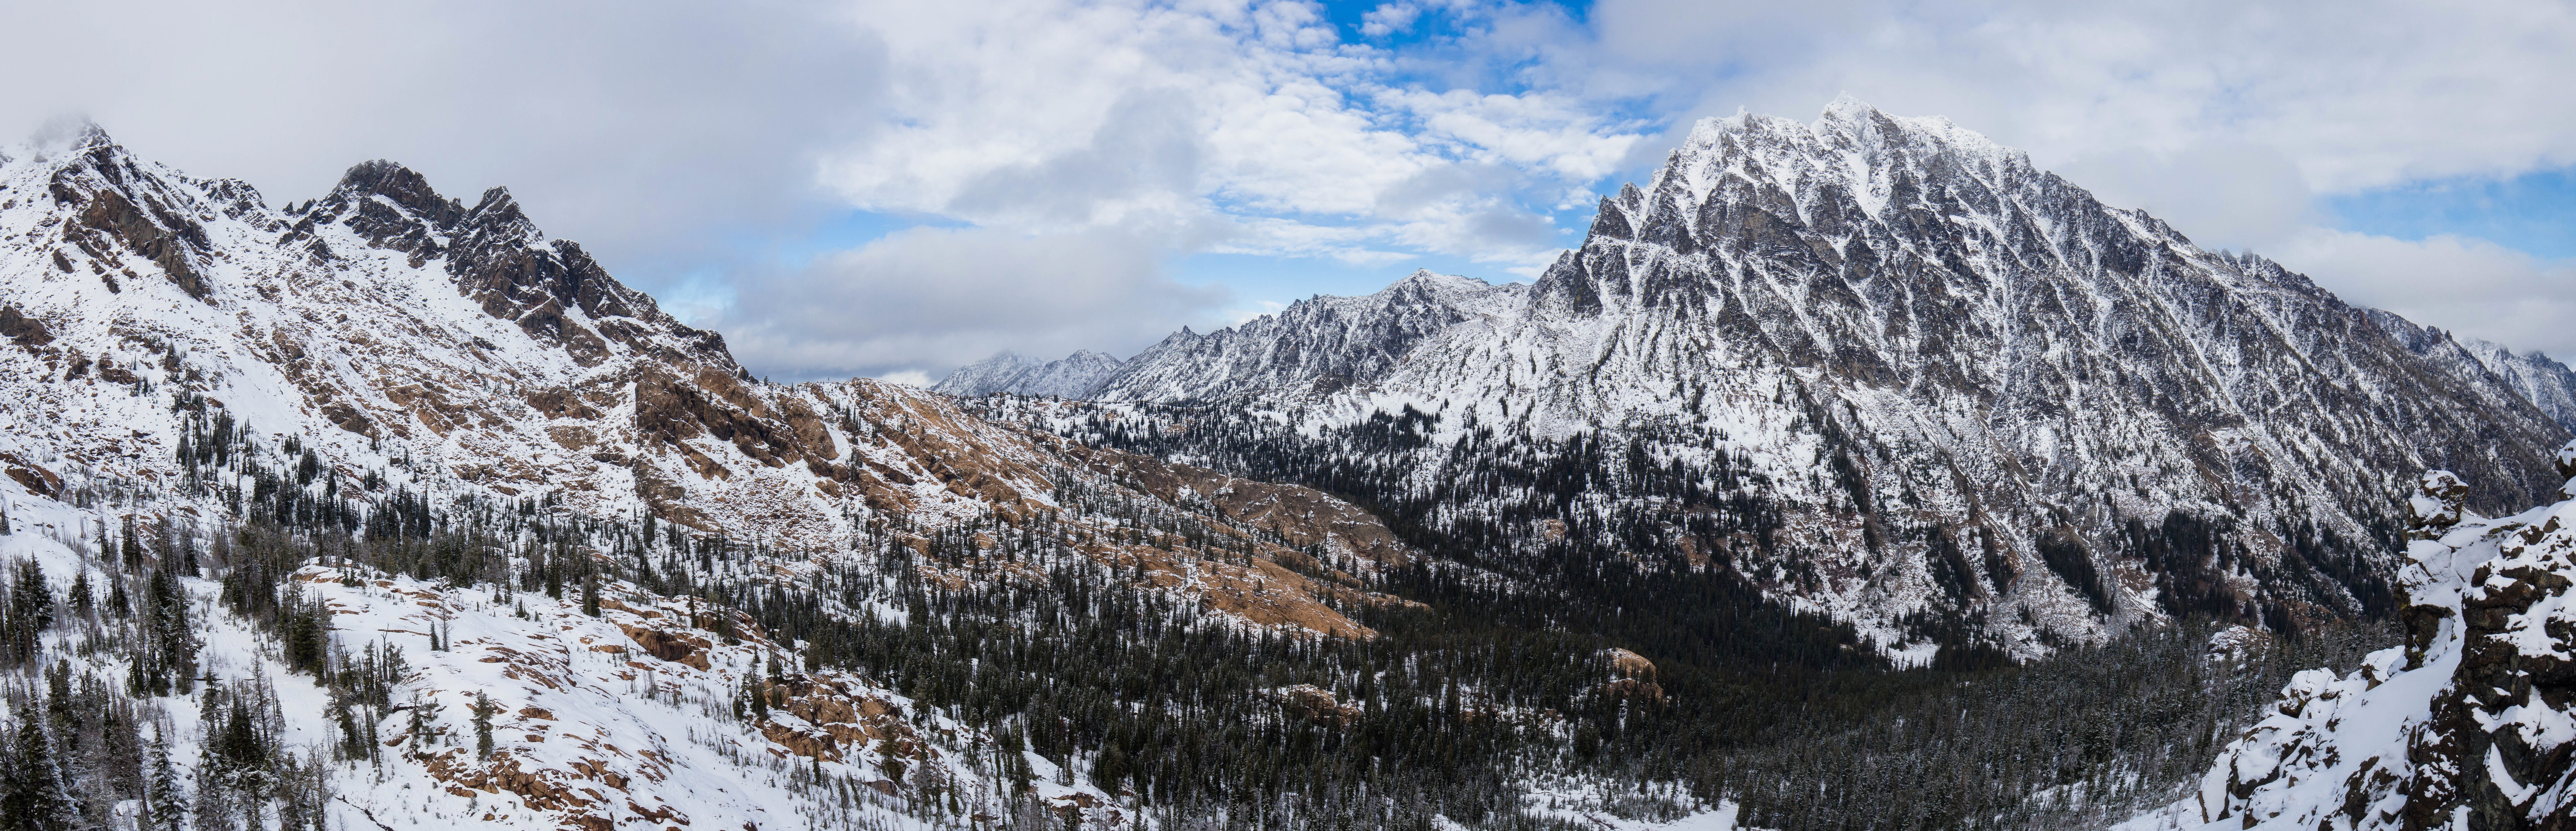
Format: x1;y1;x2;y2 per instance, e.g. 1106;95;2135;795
2271;230;2576;358
1574;0;2576;210
815;1;1636;267
1361;4;1422;38
872;370;936;387
709;225;1227;381
2052;142;2315;252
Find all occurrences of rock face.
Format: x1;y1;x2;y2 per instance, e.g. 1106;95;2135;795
933;349;1126;398
2124;454;2576;830
1092;269;1526;403
2371;309;2576;434
1086;98;2571;654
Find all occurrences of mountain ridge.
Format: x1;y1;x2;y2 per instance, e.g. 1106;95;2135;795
1046;98;2570;657
932;349;1125;399
0;122;1470;829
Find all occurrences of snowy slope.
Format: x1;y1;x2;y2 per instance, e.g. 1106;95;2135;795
0;488;1123;831
2370;309;2576;434
0;122;1411;623
2117;453;2576;830
0;122;1455;827
933;349;1126;399
1084;98;2570;656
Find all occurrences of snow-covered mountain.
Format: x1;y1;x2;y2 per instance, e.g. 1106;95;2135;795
0;122;1437;829
2369;308;2576;433
0;120;1403;597
1092;269;1527;403
933;349;1126;399
2118;454;2576;830
1082;97;2571;656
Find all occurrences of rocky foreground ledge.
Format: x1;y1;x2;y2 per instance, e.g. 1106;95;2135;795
2120;445;2576;830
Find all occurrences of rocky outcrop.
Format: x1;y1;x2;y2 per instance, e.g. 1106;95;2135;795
0;305;49;346
37;125;216;301
2136;449;2576;830
1597;648;1665;704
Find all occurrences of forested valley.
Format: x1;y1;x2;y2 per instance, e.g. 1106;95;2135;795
0;392;2403;830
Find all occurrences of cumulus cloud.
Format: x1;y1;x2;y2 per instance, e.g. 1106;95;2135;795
817;1;1637;263
2053;142;2316;252
1361;4;1423;38
1575;0;2576;192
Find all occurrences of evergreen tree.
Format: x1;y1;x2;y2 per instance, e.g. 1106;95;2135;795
143;729;186;831
65;571;89;618
471;693;498;759
405;693;442;752
3;560;53;665
333;701;367;762
136;568;198;695
120;516;141;571
3;702;79;831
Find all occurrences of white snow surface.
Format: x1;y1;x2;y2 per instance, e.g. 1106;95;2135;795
933;349;1127;399
0;481;1123;831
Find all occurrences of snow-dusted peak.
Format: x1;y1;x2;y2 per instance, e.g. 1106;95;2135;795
937;350;1037;392
1089;268;1529;404
1643;96;2033;231
13;116;116;162
1096;97;2572;658
934;349;1128;399
1816;92;1879;124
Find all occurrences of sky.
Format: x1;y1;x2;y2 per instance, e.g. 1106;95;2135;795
1;0;2570;384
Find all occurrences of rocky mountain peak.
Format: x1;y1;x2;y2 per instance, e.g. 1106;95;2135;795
327;160;459;221
1085;99;2571;657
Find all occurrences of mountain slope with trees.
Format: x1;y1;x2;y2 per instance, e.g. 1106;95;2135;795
1060;98;2567;659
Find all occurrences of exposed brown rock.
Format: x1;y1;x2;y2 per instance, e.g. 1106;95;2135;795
0;306;52;347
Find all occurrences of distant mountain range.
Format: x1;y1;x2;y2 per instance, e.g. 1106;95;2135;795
931;349;1125;398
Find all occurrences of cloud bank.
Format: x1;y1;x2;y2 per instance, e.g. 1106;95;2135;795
4;0;2570;377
